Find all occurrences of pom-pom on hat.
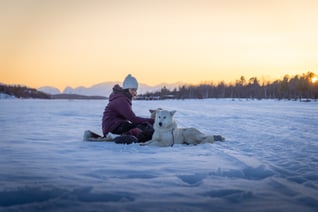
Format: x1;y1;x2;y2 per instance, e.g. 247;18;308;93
122;74;138;89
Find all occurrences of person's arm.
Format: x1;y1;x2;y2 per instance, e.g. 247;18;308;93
115;98;154;124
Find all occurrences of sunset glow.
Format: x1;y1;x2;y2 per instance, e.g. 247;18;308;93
1;0;318;91
312;77;318;83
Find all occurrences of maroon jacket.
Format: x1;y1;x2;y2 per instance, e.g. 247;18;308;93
102;84;154;136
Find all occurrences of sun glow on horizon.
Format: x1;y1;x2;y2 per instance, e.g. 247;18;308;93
312;76;318;83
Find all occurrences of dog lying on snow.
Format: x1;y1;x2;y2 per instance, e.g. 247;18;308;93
142;109;225;147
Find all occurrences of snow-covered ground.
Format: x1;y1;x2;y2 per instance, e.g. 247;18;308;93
0;99;317;212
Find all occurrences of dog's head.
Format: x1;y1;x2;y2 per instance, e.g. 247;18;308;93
149;108;162;119
154;110;176;129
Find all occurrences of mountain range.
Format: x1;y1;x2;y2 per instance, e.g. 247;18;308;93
38;81;186;97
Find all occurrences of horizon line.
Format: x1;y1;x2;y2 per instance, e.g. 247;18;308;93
1;71;316;92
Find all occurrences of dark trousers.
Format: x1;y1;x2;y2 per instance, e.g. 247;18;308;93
113;122;138;135
113;122;154;143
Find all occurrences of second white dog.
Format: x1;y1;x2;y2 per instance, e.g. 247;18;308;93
142;109;225;147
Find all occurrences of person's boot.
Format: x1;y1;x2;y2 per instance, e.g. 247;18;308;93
114;135;138;144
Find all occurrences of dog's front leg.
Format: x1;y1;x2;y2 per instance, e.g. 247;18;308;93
140;140;156;146
140;140;171;147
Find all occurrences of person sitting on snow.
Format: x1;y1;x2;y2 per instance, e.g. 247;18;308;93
102;74;154;143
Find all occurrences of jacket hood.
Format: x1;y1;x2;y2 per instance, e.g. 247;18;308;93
109;84;132;101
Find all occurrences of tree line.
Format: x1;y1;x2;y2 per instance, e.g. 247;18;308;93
0;84;106;99
0;84;51;99
1;71;317;100
141;72;318;100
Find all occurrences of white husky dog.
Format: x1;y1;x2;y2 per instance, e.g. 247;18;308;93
143;109;225;147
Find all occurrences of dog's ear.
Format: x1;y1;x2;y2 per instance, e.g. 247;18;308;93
149;109;157;119
170;110;176;116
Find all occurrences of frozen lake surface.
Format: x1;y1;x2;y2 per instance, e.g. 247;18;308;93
0;99;317;212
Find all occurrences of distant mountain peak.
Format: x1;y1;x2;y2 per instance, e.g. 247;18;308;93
38;81;186;97
38;86;61;95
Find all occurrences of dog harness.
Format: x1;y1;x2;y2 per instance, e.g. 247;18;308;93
171;128;175;147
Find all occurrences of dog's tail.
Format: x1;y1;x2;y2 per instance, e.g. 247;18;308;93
202;135;225;143
213;135;225;142
202;136;215;143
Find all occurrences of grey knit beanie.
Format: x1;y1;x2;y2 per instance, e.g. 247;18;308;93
122;74;138;89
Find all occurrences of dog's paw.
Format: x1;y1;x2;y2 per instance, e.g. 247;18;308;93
140;140;154;146
213;135;225;142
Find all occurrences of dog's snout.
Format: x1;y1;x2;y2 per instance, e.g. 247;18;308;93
159;122;162;127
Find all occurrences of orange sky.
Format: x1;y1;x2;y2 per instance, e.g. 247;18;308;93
1;0;318;91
